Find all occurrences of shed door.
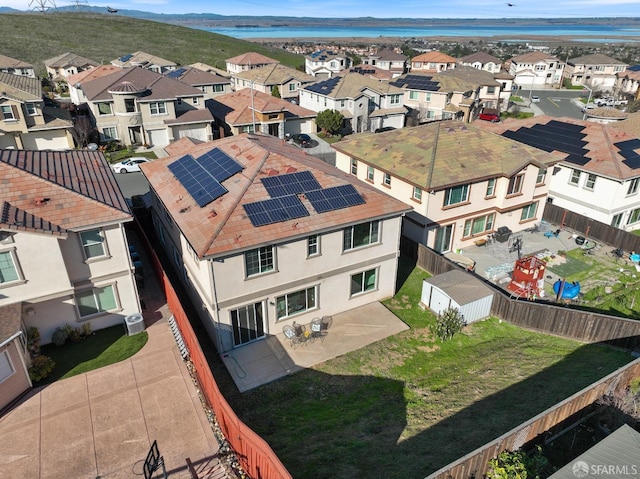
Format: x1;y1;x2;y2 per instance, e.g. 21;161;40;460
430;288;452;315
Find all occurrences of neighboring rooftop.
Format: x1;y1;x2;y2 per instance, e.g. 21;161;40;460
233;63;315;85
44;52;98;69
511;51;561;63
568;53;628;65
411;51;457;64
225;52;279;67
458;51;502;65
305;72;404;98
0;54;34;71
111;51;176;69
0;71;41;101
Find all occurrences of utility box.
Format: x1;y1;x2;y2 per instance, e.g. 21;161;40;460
124;313;145;335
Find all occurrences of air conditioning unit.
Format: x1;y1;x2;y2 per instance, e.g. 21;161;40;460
124;313;145;335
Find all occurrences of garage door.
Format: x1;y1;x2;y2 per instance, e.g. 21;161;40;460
148;129;169;147
23;131;71;150
175;125;208;141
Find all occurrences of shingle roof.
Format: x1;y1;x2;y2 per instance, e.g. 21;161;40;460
459;51;502;65
234;63;315;85
225;52;279;66
411;51;457;64
304;72;404;99
0;54;33;70
208;89;316;126
434;65;500;90
174;67;231;86
111;51;176;68
424;270;494;305
44;52;98;69
474;115;640;181
568;53;627;66
369;49;408;62
344;65;394;81
67;65;122;87
332;120;560;190
141;133;412;258
0;72;41;102
511;51;560;63
0;150;130;234
612;112;640;137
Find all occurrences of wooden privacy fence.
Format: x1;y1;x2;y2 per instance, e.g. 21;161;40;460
135;221;292;479
426;358;640;479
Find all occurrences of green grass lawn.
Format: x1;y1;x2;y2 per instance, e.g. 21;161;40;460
38;325;148;385
225;261;632;479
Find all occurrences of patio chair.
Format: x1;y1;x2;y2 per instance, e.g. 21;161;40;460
282;322;309;348
310;317;324;342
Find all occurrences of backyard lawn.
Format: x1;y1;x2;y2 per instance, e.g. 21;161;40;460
226;260;633;479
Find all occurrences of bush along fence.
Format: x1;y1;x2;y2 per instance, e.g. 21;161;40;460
134;220;292;479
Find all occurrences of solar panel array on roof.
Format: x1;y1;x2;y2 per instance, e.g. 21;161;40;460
243;195;309;227
501;120;590;166
167;67;187;78
119;54;134;62
305;76;341;95
390;74;439;91
306;184;365;213
262;171;322;197
615;139;640;169
628;65;640;72
168;148;243;207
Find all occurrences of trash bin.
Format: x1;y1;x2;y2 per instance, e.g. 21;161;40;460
575;236;586;246
494;226;512;243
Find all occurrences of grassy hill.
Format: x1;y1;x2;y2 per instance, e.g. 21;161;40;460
1;12;303;76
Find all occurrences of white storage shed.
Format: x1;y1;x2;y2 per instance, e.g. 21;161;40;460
421;270;494;324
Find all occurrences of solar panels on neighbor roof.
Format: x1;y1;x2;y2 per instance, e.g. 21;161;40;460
168;148;243;207
615;139;640;169
166;67;187;78
119;54;134;63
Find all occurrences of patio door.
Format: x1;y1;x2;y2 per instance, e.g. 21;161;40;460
434;224;453;253
231;302;265;347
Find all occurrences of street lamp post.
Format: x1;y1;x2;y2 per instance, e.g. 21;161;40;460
582;85;593;120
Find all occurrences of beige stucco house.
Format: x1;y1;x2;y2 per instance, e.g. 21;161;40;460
0;54;36;78
362;49;408;77
410;51;456;73
564;53;628;92
44;52;99;83
225;52;279;75
111;51;177;74
304;50;352;79
141;133;411;352
458;52;503;74
508;51;565;88
167;66;232;100
232;63;316;101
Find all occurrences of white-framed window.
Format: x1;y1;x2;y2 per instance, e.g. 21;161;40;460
97;102;113;115
389;94;401;105
0;250;20;284
350;268;377;296
409;91;418;100
276;286;317;320
25;102;37;115
192;97;199;105
521;201;538;221
80;229;106;259
149;102;167;115
176;98;183;106
351;159;358;175
0;350;15;384
413;186;422;202
463;213;495;237
124;99;136;113
627;208;640;225
627;178;640;196
1;105;16;121
487;86;496;94
486;178;496;197
241;125;255;133
507;175;524;195
425;92;432;102
102;127;118;141
288;83;297;92
536;168;547;185
443;184;469;206
366;165;374;181
307;235;320;257
245;246;274;277
213;84;224;92
75;284;118;318
340;99;346;108
611;213;623;228
383;172;391;186
570;169;581;185
584;173;597;190
343;221;380;251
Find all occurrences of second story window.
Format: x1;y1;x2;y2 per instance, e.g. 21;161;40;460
507;175;524;196
125;99;136;113
213;84;224;92
0;250;21;284
627;178;640;196
289;83;297;91
584;173;597;190
486;178;496;197
383;172;391;186
367;165;374;181
570;169;581;185
192;97;199;105
390;94;401;105
425;92;432;102
245;246;274;277
149;101;167;115
307;235;319;257
413;186;422;202
97;102;112;115
536;168;547;185
351;159;357;175
25;103;37;115
343;221;380;251
443;184;469;207
80;229;107;260
1;105;16;121
409;91;418;100
487;86;496;94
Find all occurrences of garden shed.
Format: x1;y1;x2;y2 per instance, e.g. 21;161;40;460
421;270;494;323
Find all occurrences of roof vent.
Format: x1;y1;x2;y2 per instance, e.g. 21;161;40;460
268;169;279;176
286;166;297;173
34;197;50;206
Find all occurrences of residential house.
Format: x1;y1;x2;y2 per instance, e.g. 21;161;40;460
305;50;352;79
165;66;232;100
190;62;230;78
508;51;564;88
207;89;316;139
231;63;316;101
615;65;640;100
583;107;628;125
111;51;177;74
225;52;279;75
0;303;31;412
343;65;395;81
0;72;74;150
299;73;406;133
410;51;456;73
0;148;139;353
476;115;640;231
140;133;411;352
44;52;98;84
564;53;627;92
0;54;36;78
81;66;213;146
332;120;560;252
362;49;408;77
67;65;122;104
458;51;502;74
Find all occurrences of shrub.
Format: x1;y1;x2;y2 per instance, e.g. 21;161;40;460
51;328;68;346
29;355;55;382
81;322;93;337
434;307;466;342
27;326;41;356
64;323;82;342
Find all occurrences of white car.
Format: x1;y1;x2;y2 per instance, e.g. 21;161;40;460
111;157;151;173
531;96;541;103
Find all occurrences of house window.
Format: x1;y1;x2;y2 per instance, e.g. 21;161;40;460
26;103;37;115
192;97;199;105
443;184;469;207
611;213;623;228
102;127;117;140
245;246;274;277
124;99;136;113
367;165;374;181
628;178;640;195
351;159;358;175
413;186;422;201
390;94;401;105
213;84;224;92
1;105;15;121
627;208;640;225
584;173;597;190
521;202;538;221
307;235;319;257
276;286;317;319
536;168;547;185
383;172;391;186
241;125;255;133
414;62;422;68
487;86;496;94
231;302;264;345
340;99;346;108
570;169;581;185
409;91;418;100
0;250;20;284
463;213;495;237
0;350;15;384
289;83;297;91
75;285;118;318
350;268;377;296
149;102;167;115
80;229;106;259
486;178;496;197
343;221;380;251
97;102;112;115
425;92;432;102
507;175;524;196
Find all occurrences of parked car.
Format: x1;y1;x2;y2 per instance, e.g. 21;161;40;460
291;133;312;148
531;96;541;103
478;112;500;122
581;103;598;112
111;157;151;173
374;126;396;133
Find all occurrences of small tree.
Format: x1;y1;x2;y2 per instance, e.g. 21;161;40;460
434;307;465;342
70;115;96;148
316;109;344;136
271;85;281;98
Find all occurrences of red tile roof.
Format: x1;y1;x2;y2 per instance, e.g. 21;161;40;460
225;52;279;66
411;51;457;64
141;134;412;258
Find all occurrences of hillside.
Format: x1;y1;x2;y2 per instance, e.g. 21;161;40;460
1;12;303;76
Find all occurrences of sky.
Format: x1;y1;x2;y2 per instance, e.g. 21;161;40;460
4;0;640;19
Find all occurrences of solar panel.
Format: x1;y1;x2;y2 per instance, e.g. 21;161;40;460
547;120;585;133
391;74;439;91
615;139;640;169
564;155;591;166
168;155;227;207
119;54;133;62
306;184;365;213
167;67;187;78
261;171;322;198
243;195;309;227
628;65;640;72
503;121;590;160
305;76;341;95
195;148;243;183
